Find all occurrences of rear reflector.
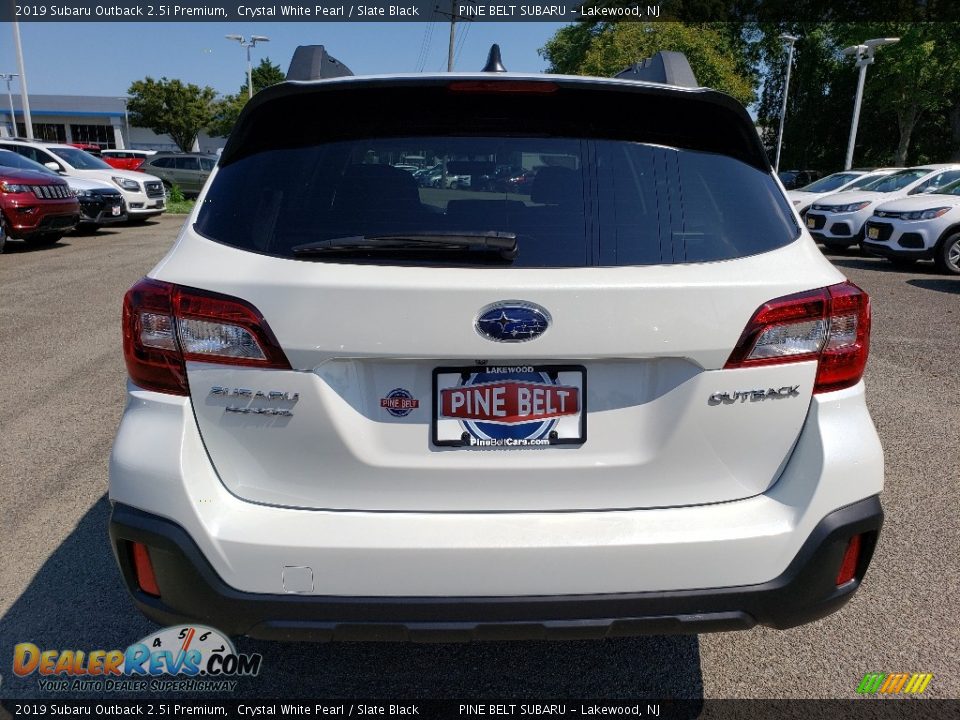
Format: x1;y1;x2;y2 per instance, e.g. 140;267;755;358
836;534;862;586
725;281;870;394
122;278;291;395
130;541;160;597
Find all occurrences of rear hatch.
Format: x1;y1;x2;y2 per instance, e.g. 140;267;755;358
148;76;855;512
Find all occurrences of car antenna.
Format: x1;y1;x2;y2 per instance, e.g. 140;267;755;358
482;44;507;73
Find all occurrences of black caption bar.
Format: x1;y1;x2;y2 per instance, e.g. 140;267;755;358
4;700;960;719
1;1;958;22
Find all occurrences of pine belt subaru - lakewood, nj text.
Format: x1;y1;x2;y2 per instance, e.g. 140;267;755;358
108;48;884;642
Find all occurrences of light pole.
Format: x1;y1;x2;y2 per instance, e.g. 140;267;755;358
774;34;799;173
11;20;33;139
225;34;270;99
117;97;130;149
0;73;18;136
842;37;899;170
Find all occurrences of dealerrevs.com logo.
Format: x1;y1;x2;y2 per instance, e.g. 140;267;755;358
13;625;261;692
856;672;934;695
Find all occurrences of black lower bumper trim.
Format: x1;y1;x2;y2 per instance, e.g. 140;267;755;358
862;242;934;260
109;496;882;641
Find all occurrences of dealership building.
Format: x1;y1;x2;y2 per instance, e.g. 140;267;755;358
0;94;227;153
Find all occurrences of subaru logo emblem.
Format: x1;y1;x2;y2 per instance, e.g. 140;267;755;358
475;301;551;342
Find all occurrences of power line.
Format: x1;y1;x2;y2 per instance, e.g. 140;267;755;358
453;21;471;68
416;16;437;73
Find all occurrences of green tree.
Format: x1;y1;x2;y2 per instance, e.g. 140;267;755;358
242;56;286;97
209;58;285;138
757;23;960;169
127;77;217;152
541;22;756;106
844;23;960;165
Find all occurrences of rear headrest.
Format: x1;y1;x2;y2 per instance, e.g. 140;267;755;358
530;166;583;205
334;164;419;210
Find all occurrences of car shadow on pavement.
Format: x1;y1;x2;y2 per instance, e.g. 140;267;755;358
1;239;70;253
907;278;960;293
827;254;952;276
70;227;123;238
0;496;705;703
824;256;892;272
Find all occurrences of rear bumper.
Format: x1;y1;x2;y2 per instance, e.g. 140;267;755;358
110;496;882;641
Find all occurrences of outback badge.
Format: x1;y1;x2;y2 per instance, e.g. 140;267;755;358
475;301;551;342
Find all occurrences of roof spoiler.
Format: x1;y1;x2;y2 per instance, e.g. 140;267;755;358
615;51;698;88
286;45;354;81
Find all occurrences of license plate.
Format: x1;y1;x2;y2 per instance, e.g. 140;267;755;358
867;227;879;239
433;364;586;448
806;217;816;228
111;205;121;216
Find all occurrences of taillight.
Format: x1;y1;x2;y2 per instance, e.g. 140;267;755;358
122;278;291;395
724;281;870;394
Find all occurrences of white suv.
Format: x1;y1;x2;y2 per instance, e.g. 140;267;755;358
804;165;960;249
0;139;166;219
109;56;884;641
863;179;960;274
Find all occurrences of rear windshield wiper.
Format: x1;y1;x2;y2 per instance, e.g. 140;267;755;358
291;231;518;260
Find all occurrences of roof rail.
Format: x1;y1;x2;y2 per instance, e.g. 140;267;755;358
286;45;354;81
615;51;699;88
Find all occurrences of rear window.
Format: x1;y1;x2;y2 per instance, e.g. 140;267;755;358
197;83;795;268
196;136;797;268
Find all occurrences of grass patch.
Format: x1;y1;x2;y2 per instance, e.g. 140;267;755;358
166;199;195;215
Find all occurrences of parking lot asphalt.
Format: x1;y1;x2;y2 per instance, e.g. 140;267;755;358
0;217;957;701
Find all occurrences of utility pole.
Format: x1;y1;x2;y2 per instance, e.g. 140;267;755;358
435;1;475;71
11;20;33;139
447;10;456;72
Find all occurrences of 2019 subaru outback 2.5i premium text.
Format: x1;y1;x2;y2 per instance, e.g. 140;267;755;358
109;52;884;641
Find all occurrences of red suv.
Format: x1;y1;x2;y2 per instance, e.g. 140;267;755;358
0;151;79;251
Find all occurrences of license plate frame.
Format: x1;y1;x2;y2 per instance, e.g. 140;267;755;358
432;364;587;448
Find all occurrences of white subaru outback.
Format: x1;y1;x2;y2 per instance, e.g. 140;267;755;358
109;51;884;641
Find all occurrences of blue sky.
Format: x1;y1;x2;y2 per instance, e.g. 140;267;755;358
0;21;567;97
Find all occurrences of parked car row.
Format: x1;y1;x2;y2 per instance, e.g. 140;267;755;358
0;141;163;253
0;139;167;220
789;164;960;274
